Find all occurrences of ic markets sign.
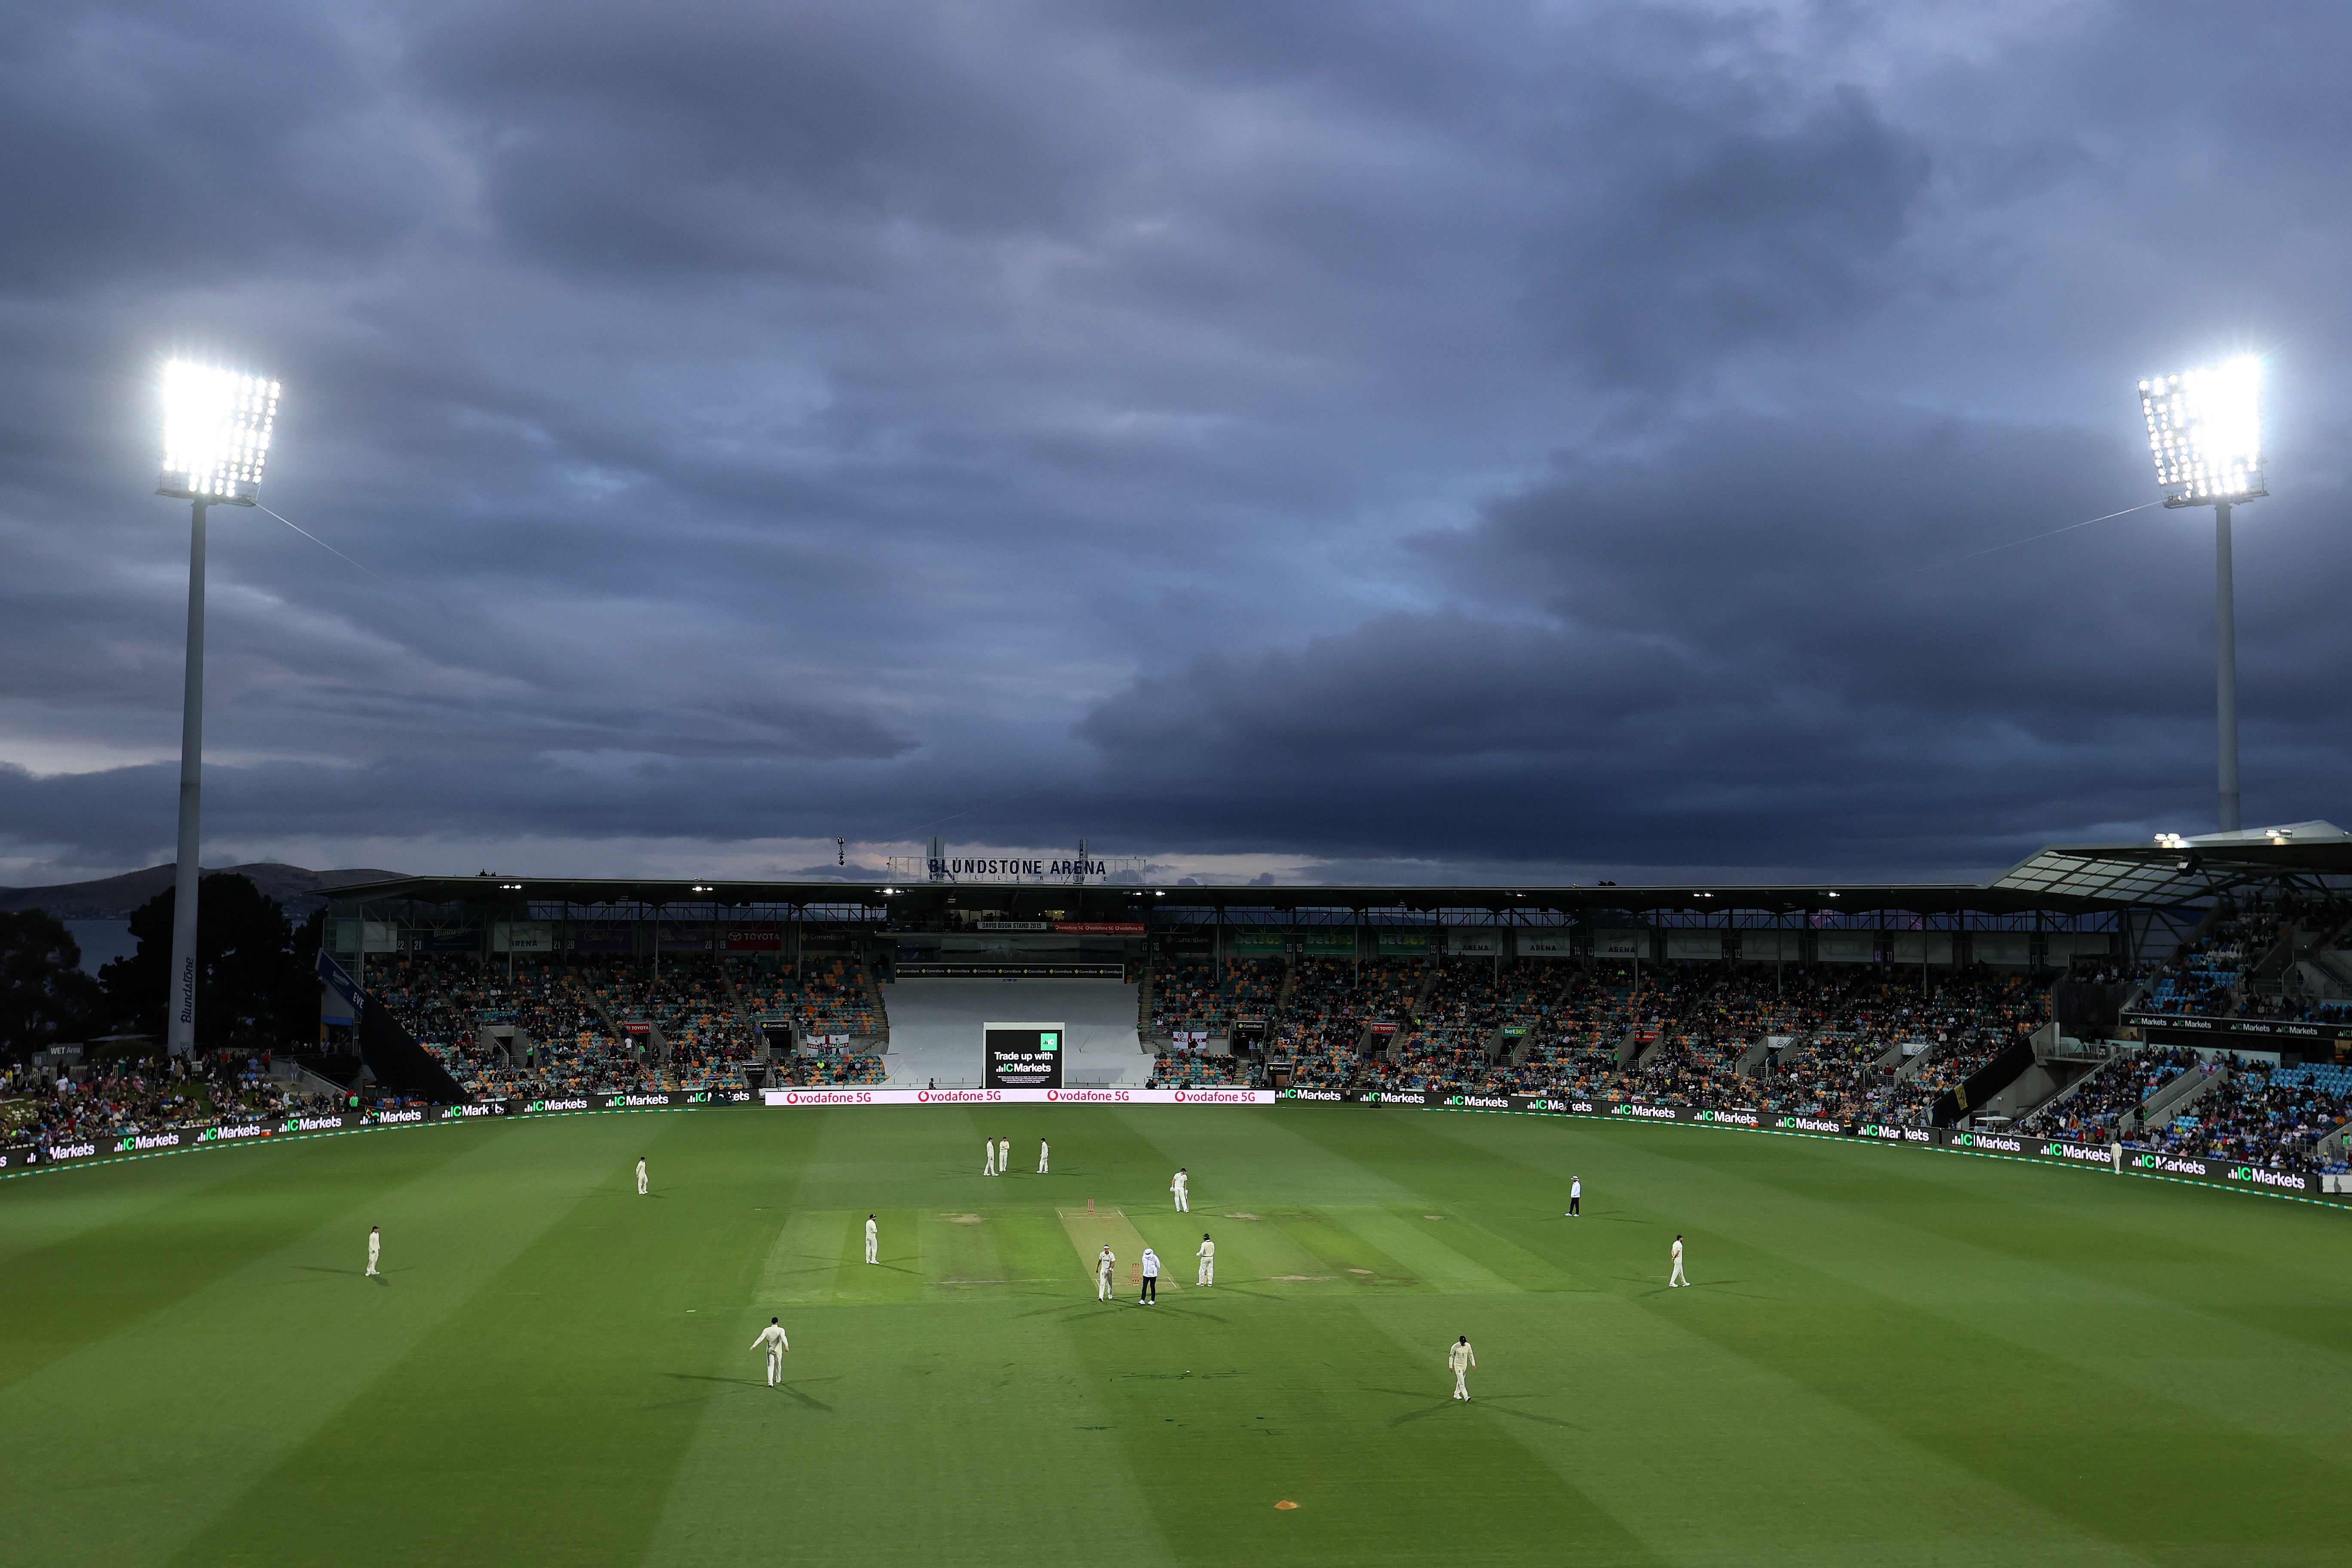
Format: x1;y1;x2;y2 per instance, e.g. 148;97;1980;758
2;1092;746;1174
985;1022;1064;1090
2126;1148;2312;1191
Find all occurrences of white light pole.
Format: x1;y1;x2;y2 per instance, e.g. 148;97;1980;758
155;360;281;1056
2138;358;2266;833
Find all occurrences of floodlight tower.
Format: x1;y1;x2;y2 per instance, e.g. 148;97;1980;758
154;360;282;1056
2138;358;2266;833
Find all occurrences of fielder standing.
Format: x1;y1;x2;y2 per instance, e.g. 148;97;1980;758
983;1139;996;1176
1171;1168;1190;1212
865;1213;879;1265
1139;1246;1161;1304
1097;1244;1117;1302
637;1156;649;1196
751;1317;790;1386
365;1225;381;1277
1566;1177;1580;1218
1448;1335;1476;1401
1037;1139;1050;1174
998;1136;1011;1176
1669;1234;1688;1288
1196;1233;1215;1286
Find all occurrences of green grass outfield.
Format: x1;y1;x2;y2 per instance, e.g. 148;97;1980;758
5;1102;2352;1567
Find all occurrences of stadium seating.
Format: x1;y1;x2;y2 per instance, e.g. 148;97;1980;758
5;1049;331;1148
2144;1059;2352;1173
2016;1046;2200;1139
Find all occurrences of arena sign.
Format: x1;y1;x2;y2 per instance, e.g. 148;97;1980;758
930;857;1109;878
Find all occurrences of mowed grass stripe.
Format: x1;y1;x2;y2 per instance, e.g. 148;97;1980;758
1546;1117;2352;1450
1386;1207;1600;1295
163;1109;810;1568
0;1127;489;1393
643;1115;1183;1566
1623;1239;2352;1567
760;1209;853;1304
1350;1287;2154;1568
1335;1206;1522;1295
830;1210;929;1303
1418;1109;2352;1562
641;1298;1186;1568
1164;1211;1342;1294
1050;1272;1666;1566
15;1102;2352;1567
0;1118;624;1568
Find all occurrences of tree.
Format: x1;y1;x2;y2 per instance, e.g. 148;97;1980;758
99;874;317;1047
0;909;104;1057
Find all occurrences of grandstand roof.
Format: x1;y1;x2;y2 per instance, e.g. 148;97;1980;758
322;823;2352;920
1991;820;2352;903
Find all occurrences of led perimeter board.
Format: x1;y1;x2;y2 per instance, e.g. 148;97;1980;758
984;1022;1065;1089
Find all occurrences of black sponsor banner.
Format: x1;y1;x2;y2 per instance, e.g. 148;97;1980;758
2122;1012;2352;1047
2;1090;757;1174
2118;1147;2313;1192
1277;1088;2323;1197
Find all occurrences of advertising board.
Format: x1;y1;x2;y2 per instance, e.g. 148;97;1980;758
762;1087;1277;1106
984;1021;1065;1089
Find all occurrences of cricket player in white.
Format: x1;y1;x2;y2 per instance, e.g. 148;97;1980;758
751;1318;790;1386
637;1157;649;1196
1566;1177;1580;1217
1196;1233;1214;1286
1037;1139;1050;1174
1171;1168;1189;1212
1669;1234;1688;1287
1449;1336;1476;1400
865;1214;879;1264
998;1137;1011;1176
1097;1245;1117;1301
983;1139;995;1176
1139;1246;1161;1303
366;1225;381;1277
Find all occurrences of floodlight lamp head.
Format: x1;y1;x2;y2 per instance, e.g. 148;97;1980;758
2138;357;2266;508
158;359;279;505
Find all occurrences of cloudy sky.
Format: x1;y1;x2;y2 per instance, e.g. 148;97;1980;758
2;0;2348;890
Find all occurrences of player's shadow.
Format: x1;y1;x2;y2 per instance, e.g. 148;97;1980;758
1137;1303;1230;1324
1376;1394;1461;1426
1470;1396;1578;1429
1368;1388;1576;1429
663;1372;837;1412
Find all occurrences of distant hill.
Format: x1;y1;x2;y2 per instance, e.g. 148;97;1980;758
0;863;405;920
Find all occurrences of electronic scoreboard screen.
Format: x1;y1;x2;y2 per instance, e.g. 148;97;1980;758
983;1022;1065;1089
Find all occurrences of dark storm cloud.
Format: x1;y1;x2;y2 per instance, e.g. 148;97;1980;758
1076;399;2352;870
1524;89;1930;388
3;0;2352;884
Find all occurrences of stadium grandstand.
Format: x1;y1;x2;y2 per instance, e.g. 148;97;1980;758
13;821;2352;1177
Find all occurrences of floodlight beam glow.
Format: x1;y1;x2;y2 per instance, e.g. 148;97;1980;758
159;359;281;503
2137;355;2266;507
